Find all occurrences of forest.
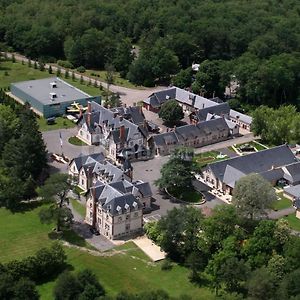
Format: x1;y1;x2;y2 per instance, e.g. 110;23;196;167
0;0;299;107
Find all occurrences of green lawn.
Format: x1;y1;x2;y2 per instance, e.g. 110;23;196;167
282;214;300;231
37;116;76;132
236;141;268;152
0;203;91;263
194;151;227;168
0;60;50;89
0;203;214;299
63;77;104;97
68;136;87;146
70;198;86;218
0;204;54;263
271;192;292;211
86;69;144;90
38;245;214;300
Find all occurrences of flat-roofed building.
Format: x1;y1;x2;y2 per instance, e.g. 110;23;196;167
10;77;101;118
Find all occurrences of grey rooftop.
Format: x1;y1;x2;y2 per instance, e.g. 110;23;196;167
12;77;91;105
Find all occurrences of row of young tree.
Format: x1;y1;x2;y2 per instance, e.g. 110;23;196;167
0;92;47;209
0;0;299;100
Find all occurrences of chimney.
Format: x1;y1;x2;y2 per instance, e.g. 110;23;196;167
87;102;91;127
91;187;97;227
119;125;125;142
79;107;83;118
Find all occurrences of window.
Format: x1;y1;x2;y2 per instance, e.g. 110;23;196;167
134;212;138;217
126;215;130;220
118;217;122;222
126;224;130;231
89;212;93;218
90;202;92;208
81;179;84;185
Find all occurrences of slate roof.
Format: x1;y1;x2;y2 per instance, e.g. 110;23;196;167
111;106;145;125
103;194;141;216
134;181;152;198
194;103;230;122
230;109;252;125
284;185;300;199
83;101;148;140
89;178;152;216
70;152;105;170
144;87;216;109
260;168;284;182
152;131;179;147
208;145;297;184
153;118;229;148
283;162;300;184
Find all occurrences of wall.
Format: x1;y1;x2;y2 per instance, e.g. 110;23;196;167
11;84;44;115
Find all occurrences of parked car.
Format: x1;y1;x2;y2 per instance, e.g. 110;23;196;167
46;117;56;125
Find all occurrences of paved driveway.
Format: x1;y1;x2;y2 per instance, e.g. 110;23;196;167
43;127;105;172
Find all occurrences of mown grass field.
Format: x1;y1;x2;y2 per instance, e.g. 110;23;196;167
86;69;144;89
38;245;214;300
0;60;50;89
283;214;300;231
0;204;54;263
0;204;214;300
271;192;292;211
37;116;76;132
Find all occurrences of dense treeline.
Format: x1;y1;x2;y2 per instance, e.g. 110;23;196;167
0;0;299;105
0;243;66;299
252;105;300;145
0;92;47;209
145;205;300;299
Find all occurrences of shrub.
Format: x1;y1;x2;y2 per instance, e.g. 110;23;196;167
77;66;86;73
161;259;173;271
57;60;74;69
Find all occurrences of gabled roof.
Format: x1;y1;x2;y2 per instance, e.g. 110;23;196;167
230;109;252;125
82;102;148;140
133;181;152;198
283;162;300;183
70;152;105;170
103;194;141;216
194;103;230;122
152;131;179;147
223;165;246;188
260;168;284;182
284;185;300;199
144;87;216;109
152;118;230;148
208;145;297;184
111;106;145;125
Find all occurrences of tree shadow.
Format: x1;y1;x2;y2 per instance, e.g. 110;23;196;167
0;66;11;71
48;228;88;248
10;199;50;213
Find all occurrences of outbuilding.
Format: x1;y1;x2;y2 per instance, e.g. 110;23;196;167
10;77;101;118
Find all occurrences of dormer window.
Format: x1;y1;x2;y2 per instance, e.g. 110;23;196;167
132;202;138;210
116;205;122;215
